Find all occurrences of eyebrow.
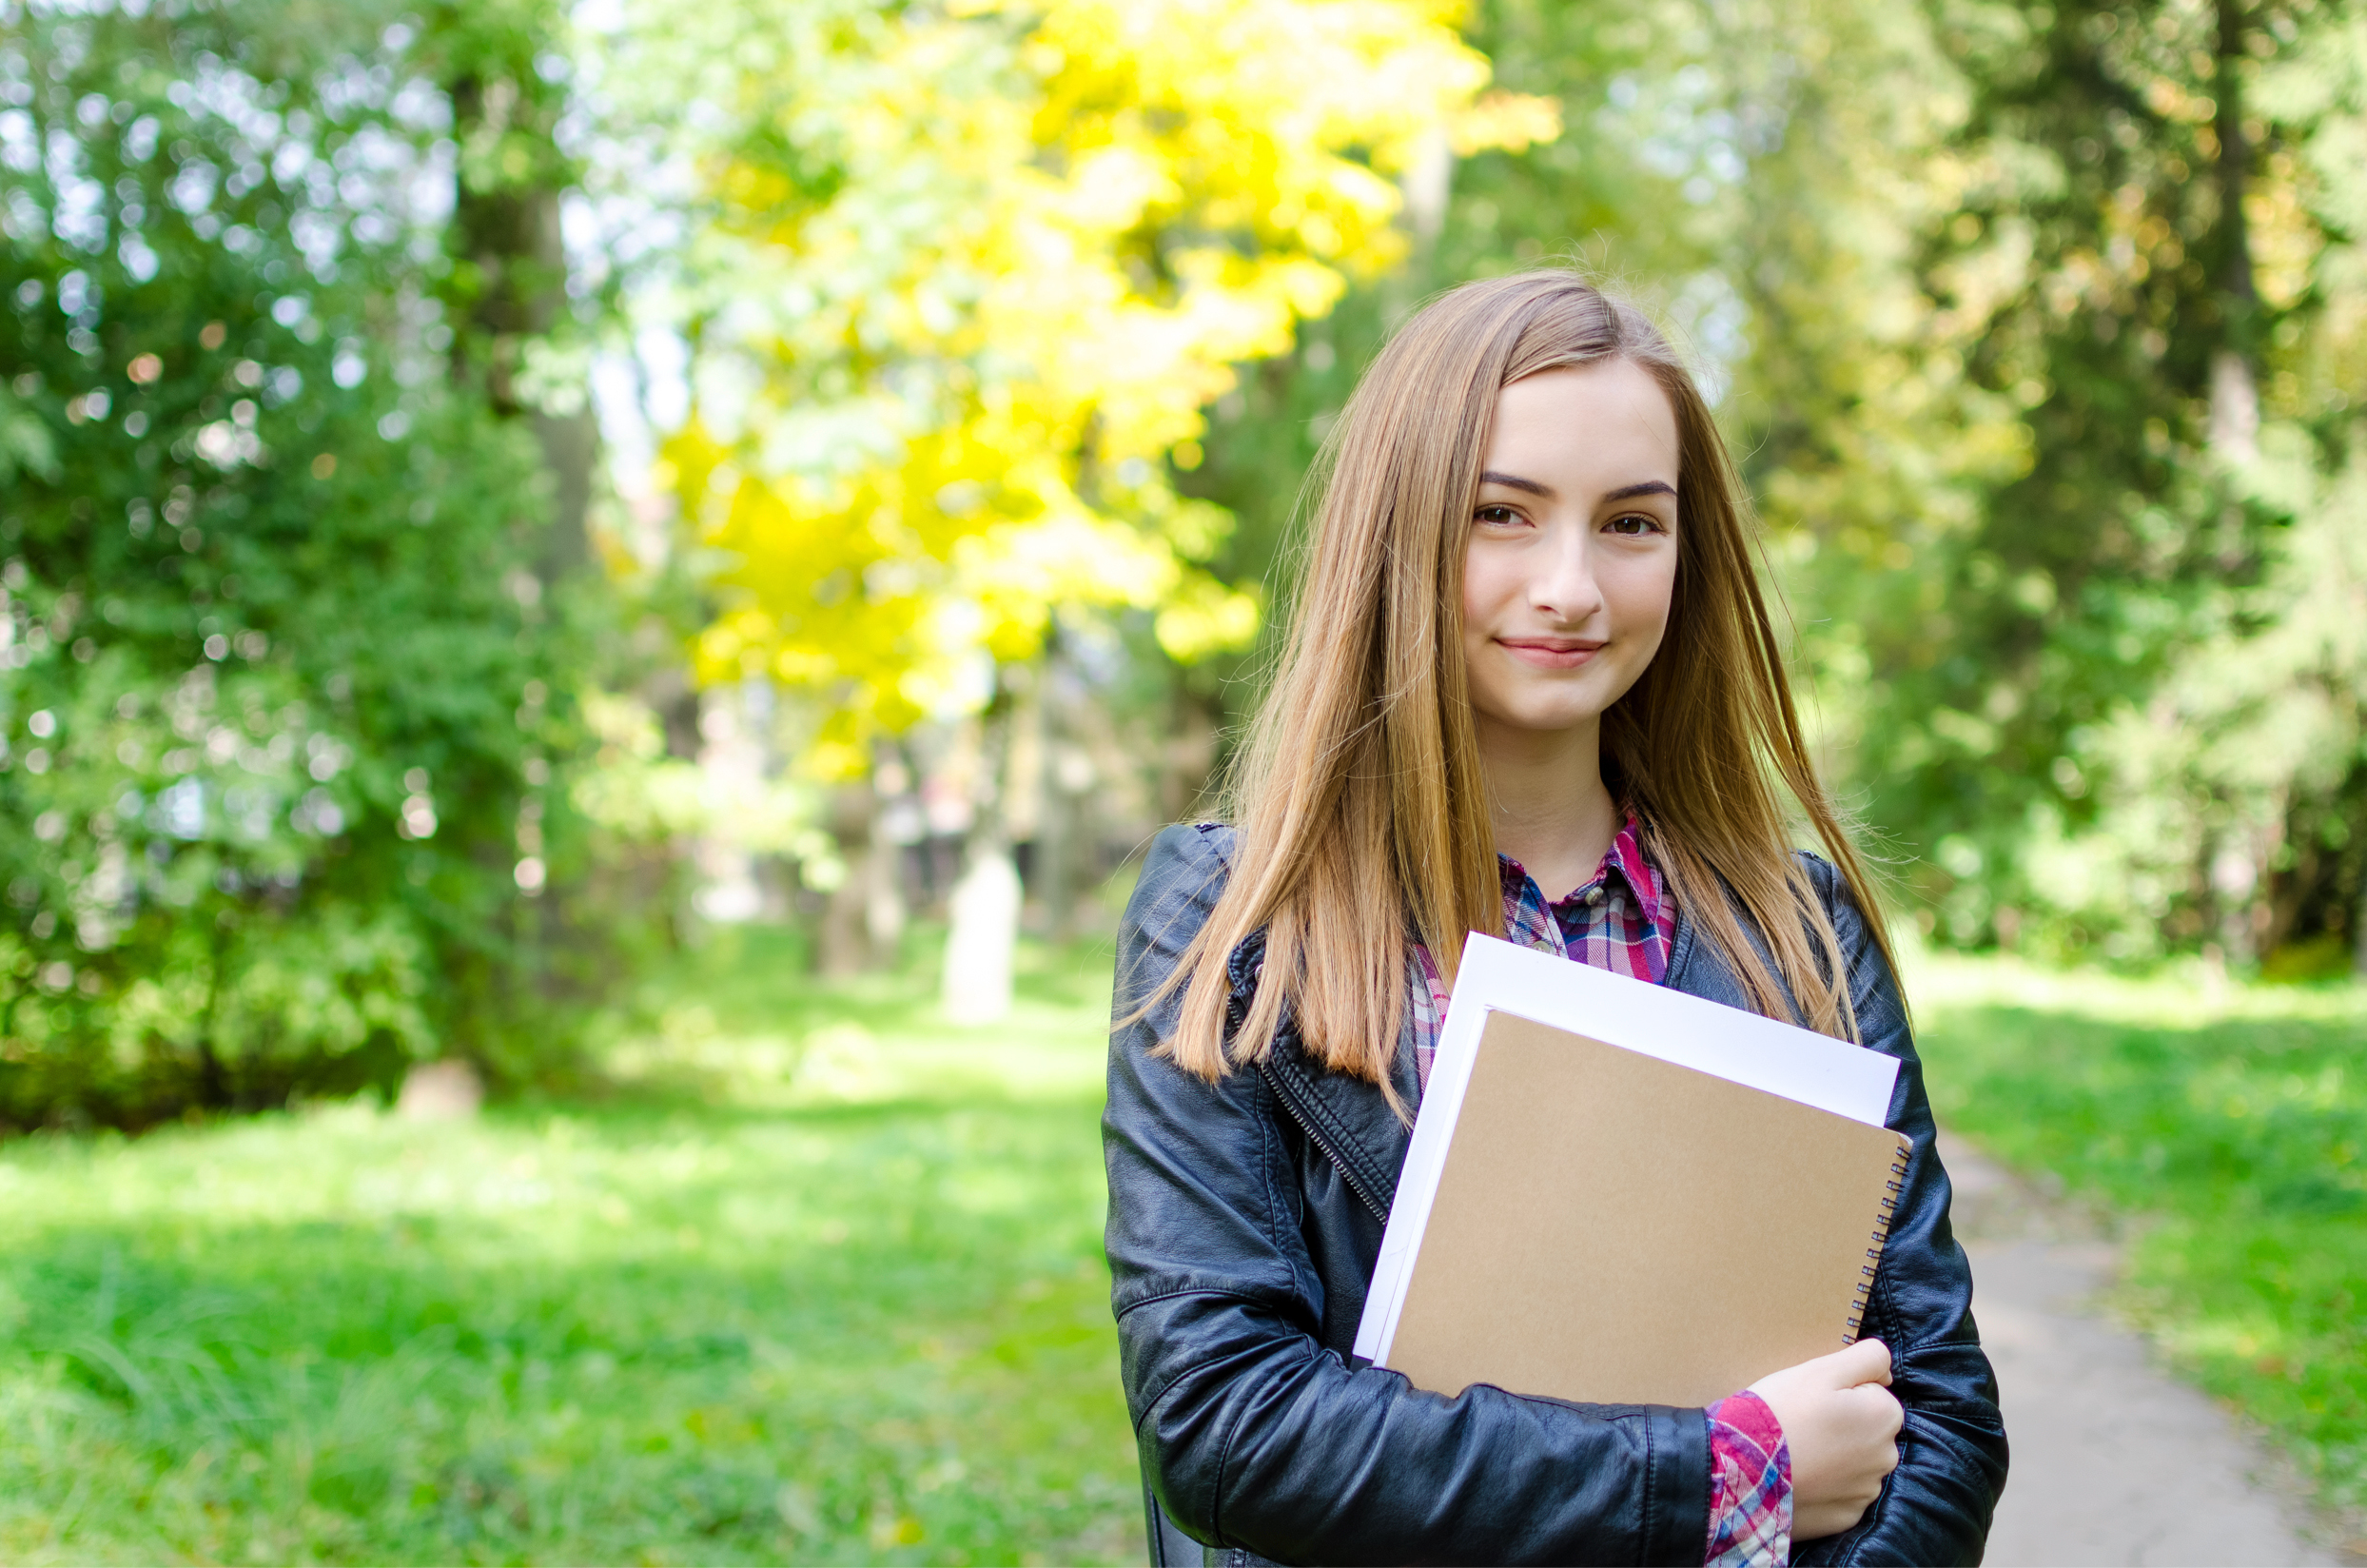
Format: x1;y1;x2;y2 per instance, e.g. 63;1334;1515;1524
1477;473;1678;505
1477;470;1553;497
1603;480;1677;503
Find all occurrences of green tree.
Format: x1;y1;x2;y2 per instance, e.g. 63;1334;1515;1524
0;0;619;1127
1805;0;2363;963
1195;0;2367;972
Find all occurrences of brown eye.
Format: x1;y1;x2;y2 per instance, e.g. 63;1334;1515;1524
1606;513;1664;536
1475;505;1523;526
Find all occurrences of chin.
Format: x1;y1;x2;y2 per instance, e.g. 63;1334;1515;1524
1468;657;1633;737
1484;696;1612;735
1517;708;1608;735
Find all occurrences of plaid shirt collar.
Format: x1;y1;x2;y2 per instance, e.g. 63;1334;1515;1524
1410;815;1673;1090
1496;814;1672;985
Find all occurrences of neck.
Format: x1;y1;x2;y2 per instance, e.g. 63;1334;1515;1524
1474;715;1621;900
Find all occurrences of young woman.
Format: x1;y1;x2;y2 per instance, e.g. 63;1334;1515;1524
1104;273;2005;1567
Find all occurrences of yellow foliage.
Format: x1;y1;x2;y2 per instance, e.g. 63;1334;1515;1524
1156;574;1264;664
631;0;1541;738
1450;89;1563;156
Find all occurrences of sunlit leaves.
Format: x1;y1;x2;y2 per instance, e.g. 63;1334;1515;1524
600;0;1552;752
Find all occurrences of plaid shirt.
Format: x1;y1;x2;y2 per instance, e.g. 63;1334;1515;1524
1704;1390;1791;1566
1409;815;1671;1088
1405;816;1793;1567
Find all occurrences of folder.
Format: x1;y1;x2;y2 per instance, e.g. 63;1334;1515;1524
1356;935;1911;1408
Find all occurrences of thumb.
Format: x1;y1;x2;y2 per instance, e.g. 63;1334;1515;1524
1830;1337;1893;1388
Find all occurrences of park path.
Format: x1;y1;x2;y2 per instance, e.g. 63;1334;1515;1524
1942;1129;2348;1567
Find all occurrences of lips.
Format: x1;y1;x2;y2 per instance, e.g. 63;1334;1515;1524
1496;637;1605;670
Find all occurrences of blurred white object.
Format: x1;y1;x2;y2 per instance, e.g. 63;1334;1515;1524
396;1059;484;1121
942;848;1020;1023
691;680;773;924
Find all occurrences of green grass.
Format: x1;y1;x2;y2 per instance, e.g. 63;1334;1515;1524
10;930;2363;1561
0;927;1143;1565
1909;951;2367;1518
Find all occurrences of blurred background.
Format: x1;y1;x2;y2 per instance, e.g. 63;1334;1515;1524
1;0;2362;1560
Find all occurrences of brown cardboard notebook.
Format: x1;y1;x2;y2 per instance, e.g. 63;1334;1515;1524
1386;1009;1912;1409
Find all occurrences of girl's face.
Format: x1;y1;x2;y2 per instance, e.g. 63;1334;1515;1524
1460;360;1681;744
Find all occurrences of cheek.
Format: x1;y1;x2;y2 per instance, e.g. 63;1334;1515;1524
1459;546;1502;637
1614;552;1678;640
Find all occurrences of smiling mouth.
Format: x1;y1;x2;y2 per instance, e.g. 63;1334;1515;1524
1496;637;1605;669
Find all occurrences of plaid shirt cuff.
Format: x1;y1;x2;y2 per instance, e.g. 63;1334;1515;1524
1705;1389;1791;1568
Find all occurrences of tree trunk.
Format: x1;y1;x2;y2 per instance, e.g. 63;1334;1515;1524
2206;0;2259;463
194;918;232;1109
1036;735;1087;942
2213;0;2256;314
440;35;603;998
1037;655;1108;940
818;784;878;978
1160;684;1222;824
445;51;592;577
864;795;909;965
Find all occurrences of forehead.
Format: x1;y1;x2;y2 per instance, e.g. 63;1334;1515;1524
1484;361;1679;476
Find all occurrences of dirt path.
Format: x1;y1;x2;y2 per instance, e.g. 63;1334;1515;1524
1943;1130;2342;1566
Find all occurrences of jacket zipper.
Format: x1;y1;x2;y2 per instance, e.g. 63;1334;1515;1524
1258;1060;1390;1223
1229;933;1391;1224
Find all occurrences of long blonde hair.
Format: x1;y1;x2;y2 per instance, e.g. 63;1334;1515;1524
1155;271;1893;1090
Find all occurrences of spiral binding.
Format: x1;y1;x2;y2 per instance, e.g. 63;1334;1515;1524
1842;1139;1914;1344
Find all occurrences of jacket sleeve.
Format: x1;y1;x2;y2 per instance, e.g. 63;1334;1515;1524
1105;824;1712;1566
1795;857;2008;1567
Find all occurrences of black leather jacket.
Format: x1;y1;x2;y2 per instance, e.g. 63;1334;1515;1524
1105;823;2005;1565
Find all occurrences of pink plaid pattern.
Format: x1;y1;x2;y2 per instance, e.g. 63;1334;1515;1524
1705;1390;1792;1567
1519;816;1671;983
1403;818;1794;1565
1409;815;1673;1088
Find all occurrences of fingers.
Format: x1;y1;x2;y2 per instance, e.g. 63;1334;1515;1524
1840;1381;1904;1472
1756;1354;1905;1544
1851;1388;1904;1458
1869;1383;1905;1446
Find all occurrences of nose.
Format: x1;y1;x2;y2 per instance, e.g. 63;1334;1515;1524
1529;518;1603;625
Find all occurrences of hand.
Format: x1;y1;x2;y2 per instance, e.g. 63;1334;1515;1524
1749;1338;1903;1541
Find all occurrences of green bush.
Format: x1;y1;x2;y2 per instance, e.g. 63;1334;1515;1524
0;3;629;1128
